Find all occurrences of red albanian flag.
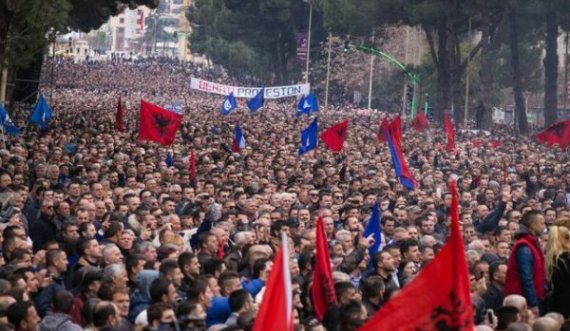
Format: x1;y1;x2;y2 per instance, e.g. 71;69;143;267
320;119;348;152
139;100;183;146
311;217;338;321
536;119;570;149
116;96;124;132
411;111;429;131
390;115;402;146
358;180;474;331
444;112;455;151
378;117;390;143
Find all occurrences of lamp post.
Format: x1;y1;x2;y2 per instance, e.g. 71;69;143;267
304;0;312;83
346;43;418;116
324;33;332;108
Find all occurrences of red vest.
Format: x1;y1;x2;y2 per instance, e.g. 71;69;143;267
504;234;546;301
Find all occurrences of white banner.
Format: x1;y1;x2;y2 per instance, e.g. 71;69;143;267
190;77;310;99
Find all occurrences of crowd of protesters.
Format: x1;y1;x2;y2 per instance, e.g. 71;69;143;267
0;59;568;331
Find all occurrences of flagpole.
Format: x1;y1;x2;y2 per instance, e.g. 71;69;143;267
368;55;374;110
324;33;332;109
304;0;312;83
368;31;376;110
0;125;6;150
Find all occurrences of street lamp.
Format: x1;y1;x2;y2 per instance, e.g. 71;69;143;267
304;0;312;83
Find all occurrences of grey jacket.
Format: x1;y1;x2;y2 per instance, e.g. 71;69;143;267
39;312;83;331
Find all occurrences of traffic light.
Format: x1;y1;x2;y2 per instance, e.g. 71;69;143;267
343;41;350;53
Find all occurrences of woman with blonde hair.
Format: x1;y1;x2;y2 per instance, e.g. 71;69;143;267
545;218;570;318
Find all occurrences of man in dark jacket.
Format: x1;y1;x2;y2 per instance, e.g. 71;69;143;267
39;290;82;331
34;250;68;317
504;210;546;316
482;261;507;312
29;199;62;252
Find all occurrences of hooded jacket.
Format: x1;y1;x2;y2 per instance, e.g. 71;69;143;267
128;270;158;323
39;312;83;331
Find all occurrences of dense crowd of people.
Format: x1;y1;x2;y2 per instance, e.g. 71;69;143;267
0;59;568;331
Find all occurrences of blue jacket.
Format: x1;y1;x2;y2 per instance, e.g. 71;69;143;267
34;276;66;317
516;245;539;307
206;297;231;328
243;278;264;297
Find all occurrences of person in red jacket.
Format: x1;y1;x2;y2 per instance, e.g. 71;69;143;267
504;210;546;316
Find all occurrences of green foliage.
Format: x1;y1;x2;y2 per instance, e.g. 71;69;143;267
0;0;71;69
188;0;326;83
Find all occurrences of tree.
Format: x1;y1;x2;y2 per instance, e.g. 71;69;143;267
543;3;558;126
320;0;503;123
187;0;326;83
508;2;529;133
66;0;159;32
0;0;70;71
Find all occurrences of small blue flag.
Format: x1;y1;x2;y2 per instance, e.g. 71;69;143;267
363;202;382;264
296;93;319;117
165;151;174;167
298;118;318;155
29;95;53;128
0;104;20;136
247;88;265;112
221;93;237;116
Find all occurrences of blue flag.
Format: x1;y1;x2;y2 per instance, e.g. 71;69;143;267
29;95;53;128
363;202;382;262
296;93;319;117
0;104;20;136
247;88;265;112
165;151;174;167
298;118;318;155
221;93;237;116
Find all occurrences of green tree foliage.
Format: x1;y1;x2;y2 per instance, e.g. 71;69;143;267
66;0;159;32
188;0;326;83
0;0;70;70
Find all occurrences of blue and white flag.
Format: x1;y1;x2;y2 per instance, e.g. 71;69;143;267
0;104;20;136
221;93;237;116
29;95;53;128
247;88;265;112
296;92;319;117
298;118;318;155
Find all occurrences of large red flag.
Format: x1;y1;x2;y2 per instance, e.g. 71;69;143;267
378;117;390;143
139;100;183;146
411;111;429;131
390;115;402;146
444;112;455;151
320;119;348;152
358;180;473;331
252;233;293;331
311;217;338;321
116;96;124;132
536;119;570;149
